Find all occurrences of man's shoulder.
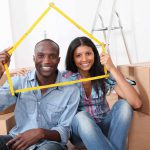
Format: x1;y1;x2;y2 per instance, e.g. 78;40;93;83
59;72;79;91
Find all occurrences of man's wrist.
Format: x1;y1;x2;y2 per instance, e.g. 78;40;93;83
38;128;46;140
0;72;4;79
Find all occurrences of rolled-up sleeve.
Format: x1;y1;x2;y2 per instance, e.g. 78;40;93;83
105;73;117;93
105;73;136;93
0;78;18;111
51;86;80;144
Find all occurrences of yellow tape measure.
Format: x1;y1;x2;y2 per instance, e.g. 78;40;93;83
4;3;109;95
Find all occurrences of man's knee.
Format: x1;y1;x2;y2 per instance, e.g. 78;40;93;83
38;142;66;150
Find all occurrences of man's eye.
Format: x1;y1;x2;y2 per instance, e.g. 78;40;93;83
50;55;57;59
38;55;44;58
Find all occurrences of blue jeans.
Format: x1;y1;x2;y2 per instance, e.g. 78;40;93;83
36;141;67;150
71;100;133;150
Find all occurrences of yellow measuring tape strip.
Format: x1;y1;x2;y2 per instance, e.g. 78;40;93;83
4;64;15;96
49;3;103;46
8;5;51;55
15;74;109;93
4;5;52;95
4;3;109;95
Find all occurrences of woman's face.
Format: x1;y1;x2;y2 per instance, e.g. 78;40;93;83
73;45;94;73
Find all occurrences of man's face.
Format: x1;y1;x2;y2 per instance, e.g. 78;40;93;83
33;41;60;79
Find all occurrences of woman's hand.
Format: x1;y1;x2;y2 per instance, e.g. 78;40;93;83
100;53;115;72
10;68;31;77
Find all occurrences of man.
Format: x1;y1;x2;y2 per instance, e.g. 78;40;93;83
0;39;80;150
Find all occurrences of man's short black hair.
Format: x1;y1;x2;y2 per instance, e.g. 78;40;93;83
34;39;60;55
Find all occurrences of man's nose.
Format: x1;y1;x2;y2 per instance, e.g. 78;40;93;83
43;56;51;63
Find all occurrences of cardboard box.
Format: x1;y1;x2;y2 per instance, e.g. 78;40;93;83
128;111;150;150
0;104;15;115
0;113;15;135
118;62;150;115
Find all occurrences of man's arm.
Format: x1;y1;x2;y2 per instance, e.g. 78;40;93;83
0;48;18;111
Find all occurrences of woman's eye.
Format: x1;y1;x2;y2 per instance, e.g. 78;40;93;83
86;52;91;55
76;54;81;58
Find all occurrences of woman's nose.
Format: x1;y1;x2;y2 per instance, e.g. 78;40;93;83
81;55;86;61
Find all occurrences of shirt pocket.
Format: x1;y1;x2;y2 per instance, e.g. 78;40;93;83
18;93;36;114
46;103;66;125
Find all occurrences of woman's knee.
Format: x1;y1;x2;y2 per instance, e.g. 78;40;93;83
74;111;91;121
112;100;133;121
72;111;98;134
73;111;94;126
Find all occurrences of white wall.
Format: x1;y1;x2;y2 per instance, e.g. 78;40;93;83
0;0;15;69
6;0;150;69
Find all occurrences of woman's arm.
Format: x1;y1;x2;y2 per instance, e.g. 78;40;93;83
100;53;142;109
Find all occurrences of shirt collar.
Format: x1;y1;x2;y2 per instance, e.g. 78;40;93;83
28;69;64;90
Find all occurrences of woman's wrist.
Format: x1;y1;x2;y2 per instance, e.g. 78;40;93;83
108;64;116;73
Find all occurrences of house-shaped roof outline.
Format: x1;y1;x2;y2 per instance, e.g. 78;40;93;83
4;3;109;96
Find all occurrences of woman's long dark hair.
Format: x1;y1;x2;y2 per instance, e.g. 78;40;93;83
65;36;106;98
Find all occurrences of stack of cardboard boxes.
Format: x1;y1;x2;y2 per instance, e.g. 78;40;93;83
0;109;15;135
118;62;150;150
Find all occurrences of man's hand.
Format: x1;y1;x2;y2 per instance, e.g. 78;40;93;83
7;129;44;150
0;47;12;77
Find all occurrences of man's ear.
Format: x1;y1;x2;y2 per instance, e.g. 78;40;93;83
58;57;61;63
33;55;35;62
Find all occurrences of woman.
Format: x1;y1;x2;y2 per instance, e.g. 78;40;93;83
63;36;142;150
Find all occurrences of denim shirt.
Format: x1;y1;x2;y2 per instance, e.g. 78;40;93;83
0;70;80;146
63;71;116;123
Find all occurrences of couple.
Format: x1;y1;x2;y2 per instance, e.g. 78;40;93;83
0;36;141;150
